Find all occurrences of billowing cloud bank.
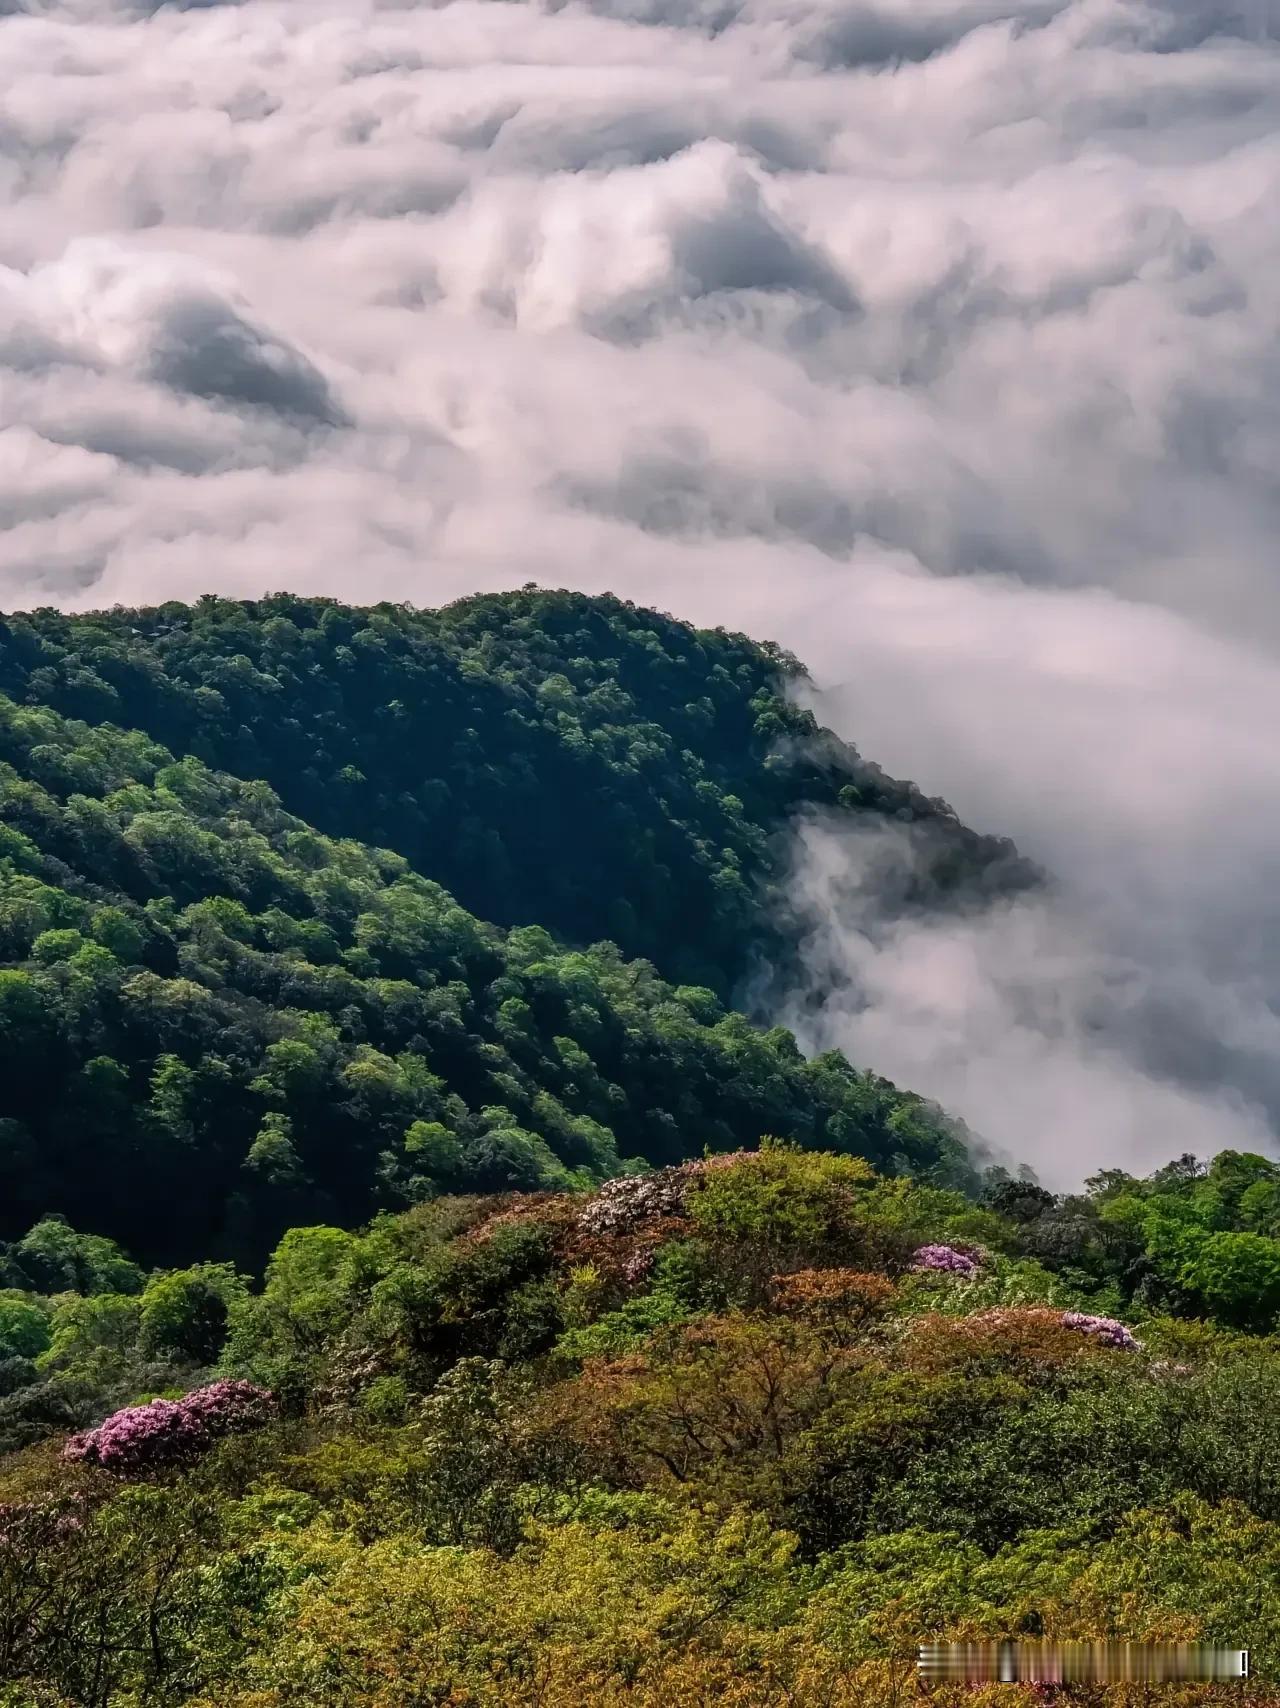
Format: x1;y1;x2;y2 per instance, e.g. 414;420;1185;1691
2;0;1279;1182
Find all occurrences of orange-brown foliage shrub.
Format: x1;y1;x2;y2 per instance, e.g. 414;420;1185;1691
904;1307;1124;1378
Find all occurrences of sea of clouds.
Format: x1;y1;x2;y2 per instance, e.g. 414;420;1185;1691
2;0;1279;1184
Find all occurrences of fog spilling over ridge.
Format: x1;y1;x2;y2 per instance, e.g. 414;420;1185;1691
3;0;1280;1185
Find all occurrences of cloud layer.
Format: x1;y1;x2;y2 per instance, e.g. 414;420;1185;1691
2;0;1279;1182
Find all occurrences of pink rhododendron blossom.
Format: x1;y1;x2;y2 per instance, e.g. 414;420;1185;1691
576;1169;688;1235
62;1380;275;1474
623;1247;655;1284
1060;1311;1142;1351
1149;1358;1193;1378
576;1152;758;1235
912;1243;980;1278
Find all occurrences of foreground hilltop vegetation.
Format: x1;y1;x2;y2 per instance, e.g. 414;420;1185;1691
0;590;1027;1266
3;1144;1280;1705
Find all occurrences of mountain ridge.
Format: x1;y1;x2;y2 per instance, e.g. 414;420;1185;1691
0;589;1028;1268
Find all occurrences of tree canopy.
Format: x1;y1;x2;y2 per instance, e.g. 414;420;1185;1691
0;589;1031;993
0;591;1018;1269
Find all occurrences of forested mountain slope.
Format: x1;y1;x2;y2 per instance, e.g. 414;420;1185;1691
0;591;1016;1268
4;595;1280;1707
0;686;977;1267
0;590;1032;993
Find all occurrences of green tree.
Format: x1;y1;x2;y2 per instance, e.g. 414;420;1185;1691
0;1290;50;1360
1180;1231;1280;1330
89;906;146;964
140;1263;248;1365
3;1218;143;1296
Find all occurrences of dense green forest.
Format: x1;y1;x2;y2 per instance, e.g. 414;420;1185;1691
3;1145;1280;1704
3;591;1278;1706
0;590;1022;1269
0;590;1031;992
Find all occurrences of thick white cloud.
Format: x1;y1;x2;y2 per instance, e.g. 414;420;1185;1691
4;242;343;422
2;0;1280;1180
